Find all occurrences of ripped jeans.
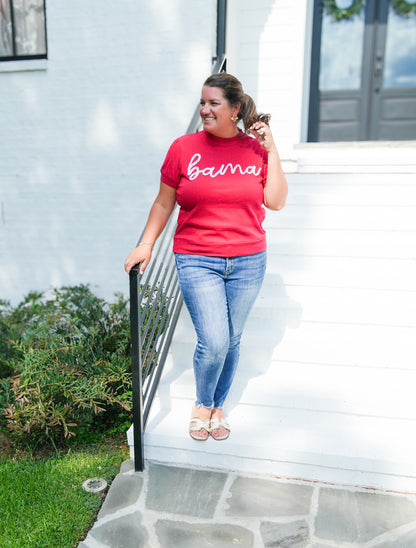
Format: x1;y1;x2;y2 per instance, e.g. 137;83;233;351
175;251;266;409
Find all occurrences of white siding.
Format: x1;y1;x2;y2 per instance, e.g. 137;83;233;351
226;0;311;159
0;0;216;304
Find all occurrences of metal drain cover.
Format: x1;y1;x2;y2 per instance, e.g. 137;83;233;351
82;477;108;493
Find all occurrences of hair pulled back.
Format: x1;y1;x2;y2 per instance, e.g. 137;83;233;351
203;72;270;133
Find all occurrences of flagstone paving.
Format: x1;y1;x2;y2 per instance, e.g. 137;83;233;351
79;460;416;547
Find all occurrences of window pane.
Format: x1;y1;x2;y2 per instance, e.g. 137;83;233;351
319;6;366;91
383;3;416;87
12;0;46;56
0;0;13;56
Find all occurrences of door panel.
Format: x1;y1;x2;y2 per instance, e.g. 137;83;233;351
378;93;416;139
319;91;361;141
370;1;416;139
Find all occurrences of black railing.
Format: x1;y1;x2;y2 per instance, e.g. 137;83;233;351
129;211;183;471
129;54;227;472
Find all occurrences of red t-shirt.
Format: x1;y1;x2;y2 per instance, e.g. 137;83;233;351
161;130;268;256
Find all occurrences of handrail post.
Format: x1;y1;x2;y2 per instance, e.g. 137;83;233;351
129;264;145;472
216;0;227;61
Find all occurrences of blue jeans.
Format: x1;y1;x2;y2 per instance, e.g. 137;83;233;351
175;251;266;409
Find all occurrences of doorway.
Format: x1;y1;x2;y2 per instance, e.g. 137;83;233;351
308;0;416;141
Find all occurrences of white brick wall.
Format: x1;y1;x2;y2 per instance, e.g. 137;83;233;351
0;0;215;305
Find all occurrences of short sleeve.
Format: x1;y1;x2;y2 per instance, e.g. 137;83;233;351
160;138;182;189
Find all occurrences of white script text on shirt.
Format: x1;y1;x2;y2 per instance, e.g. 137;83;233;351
187;154;262;181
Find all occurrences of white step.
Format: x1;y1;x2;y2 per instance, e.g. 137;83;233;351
252;285;415;327
169;309;416;372
129;164;416;492
266;228;415;260
265;255;416;291
131;357;416;492
294;142;416;173
132;301;416;491
146;305;416;415
146;345;416;421
285;172;416;207
265;203;416;232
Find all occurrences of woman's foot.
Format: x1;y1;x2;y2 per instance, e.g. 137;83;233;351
189;406;211;441
209;408;230;441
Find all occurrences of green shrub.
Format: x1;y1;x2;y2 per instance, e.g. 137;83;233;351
0;285;133;448
0;300;16;379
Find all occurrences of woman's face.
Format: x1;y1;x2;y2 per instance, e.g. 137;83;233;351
199;86;240;138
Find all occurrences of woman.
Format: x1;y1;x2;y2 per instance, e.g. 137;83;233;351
124;73;288;441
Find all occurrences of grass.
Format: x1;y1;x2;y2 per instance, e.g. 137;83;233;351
0;436;129;548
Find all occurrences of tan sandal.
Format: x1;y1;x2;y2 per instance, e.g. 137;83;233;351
189;417;210;441
209;417;230;441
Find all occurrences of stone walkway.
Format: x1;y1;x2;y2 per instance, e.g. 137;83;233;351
79;460;416;548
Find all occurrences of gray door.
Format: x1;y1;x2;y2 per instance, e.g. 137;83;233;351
308;0;416;141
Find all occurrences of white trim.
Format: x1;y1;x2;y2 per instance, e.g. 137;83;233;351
300;0;315;143
0;59;47;73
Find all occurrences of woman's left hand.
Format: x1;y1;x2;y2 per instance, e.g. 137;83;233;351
249;122;276;154
250;121;288;211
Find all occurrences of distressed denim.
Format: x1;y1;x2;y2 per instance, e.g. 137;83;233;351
175;251;266;409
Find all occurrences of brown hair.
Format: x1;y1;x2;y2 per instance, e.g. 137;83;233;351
203;72;271;133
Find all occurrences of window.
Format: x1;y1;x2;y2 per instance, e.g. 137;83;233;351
0;0;47;61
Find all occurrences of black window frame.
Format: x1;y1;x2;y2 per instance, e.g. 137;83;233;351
0;0;47;62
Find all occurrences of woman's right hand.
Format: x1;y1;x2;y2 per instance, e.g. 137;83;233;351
124;244;153;275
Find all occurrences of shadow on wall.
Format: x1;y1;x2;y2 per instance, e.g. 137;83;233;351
0;0;214;305
226;273;303;412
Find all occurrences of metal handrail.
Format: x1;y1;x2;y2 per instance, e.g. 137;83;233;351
129;54;227;472
129;212;183;471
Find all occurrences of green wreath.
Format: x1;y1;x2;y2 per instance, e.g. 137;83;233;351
323;0;365;21
392;0;416;18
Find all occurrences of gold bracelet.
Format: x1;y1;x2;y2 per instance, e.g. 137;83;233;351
139;241;154;248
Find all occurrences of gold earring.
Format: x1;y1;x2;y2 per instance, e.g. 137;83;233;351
231;115;238;123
